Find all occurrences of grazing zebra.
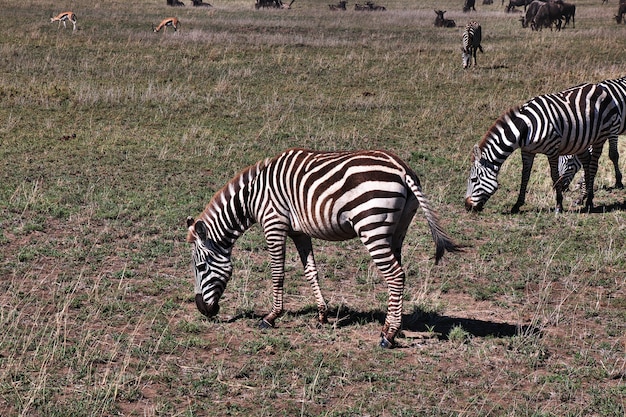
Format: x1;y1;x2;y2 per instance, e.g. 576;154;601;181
462;21;483;69
557;76;626;193
465;82;622;213
186;148;461;348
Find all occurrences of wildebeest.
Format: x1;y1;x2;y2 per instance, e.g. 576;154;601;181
505;0;536;12
434;10;457;27
355;1;386;10
329;0;347;9
463;0;477;12
191;0;212;6
531;1;564;30
256;0;294;8
616;0;626;22
560;2;576;27
521;0;544;27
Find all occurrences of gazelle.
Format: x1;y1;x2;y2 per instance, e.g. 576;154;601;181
153;17;180;33
50;11;77;32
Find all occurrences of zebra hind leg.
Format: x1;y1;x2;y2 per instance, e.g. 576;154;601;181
608;138;623;189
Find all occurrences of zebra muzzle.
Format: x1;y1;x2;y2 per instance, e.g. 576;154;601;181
195;293;219;317
465;197;484;212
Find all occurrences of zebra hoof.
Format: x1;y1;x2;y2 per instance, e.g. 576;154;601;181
259;319;275;329
379;335;394;349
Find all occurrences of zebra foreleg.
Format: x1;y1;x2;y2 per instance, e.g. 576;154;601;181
581;145;604;210
549;155;564;213
291;233;328;326
260;235;288;328
511;152;536;213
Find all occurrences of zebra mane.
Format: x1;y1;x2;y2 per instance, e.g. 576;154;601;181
206;157;271;212
188;157;272;243
477;106;521;152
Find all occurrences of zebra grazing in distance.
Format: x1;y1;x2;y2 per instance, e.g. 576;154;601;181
465;81;623;213
462;21;483;69
557;76;626;196
187;149;461;348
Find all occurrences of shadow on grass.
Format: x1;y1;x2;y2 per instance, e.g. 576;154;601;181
225;305;539;341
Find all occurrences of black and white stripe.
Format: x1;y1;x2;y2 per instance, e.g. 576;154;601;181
465;81;622;213
187;149;460;347
557;76;626;194
462;21;483;69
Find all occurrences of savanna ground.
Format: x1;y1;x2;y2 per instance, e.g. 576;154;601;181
1;0;625;415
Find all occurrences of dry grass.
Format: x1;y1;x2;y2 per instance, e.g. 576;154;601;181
0;0;625;415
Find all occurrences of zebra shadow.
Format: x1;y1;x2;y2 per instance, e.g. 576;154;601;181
587;200;626;213
500;198;626;215
239;304;538;341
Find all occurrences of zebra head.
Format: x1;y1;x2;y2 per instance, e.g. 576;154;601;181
465;144;500;211
186;217;233;318
462;48;471;69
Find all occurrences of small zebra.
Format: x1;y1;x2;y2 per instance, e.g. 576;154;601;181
557;76;626;195
465;81;622;213
462;21;483;69
187;148;461;348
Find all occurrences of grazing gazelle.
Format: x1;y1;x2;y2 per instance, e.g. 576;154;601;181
153;17;180;33
50;11;77;32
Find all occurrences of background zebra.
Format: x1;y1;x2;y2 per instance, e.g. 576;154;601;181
462;21;483;69
557;76;626;196
186;148;460;348
465;81;622;213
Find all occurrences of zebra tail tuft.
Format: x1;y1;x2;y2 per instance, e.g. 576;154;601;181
406;175;463;264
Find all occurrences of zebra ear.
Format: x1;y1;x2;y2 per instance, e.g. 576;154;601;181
472;144;482;162
186;216;195;228
194;220;209;242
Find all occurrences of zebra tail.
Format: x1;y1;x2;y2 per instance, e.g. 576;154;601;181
405;175;463;265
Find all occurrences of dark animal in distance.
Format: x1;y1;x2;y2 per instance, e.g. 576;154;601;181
521;0;544;27
506;0;537;12
354;1;386;10
166;0;185;6
328;0;347;9
616;0;626;22
434;10;456;27
532;0;565;30
560;2;576;27
464;0;477;12
191;0;212;6
256;0;294;8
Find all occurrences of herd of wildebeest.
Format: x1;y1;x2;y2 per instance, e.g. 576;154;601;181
435;0;626;30
160;0;626;23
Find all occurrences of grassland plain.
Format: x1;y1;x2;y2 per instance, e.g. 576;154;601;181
1;0;625;415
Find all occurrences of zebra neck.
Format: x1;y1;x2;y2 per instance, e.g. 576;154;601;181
201;184;255;253
600;77;626;134
481;108;528;166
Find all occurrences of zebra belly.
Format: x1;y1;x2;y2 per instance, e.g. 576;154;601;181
287;194;406;242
